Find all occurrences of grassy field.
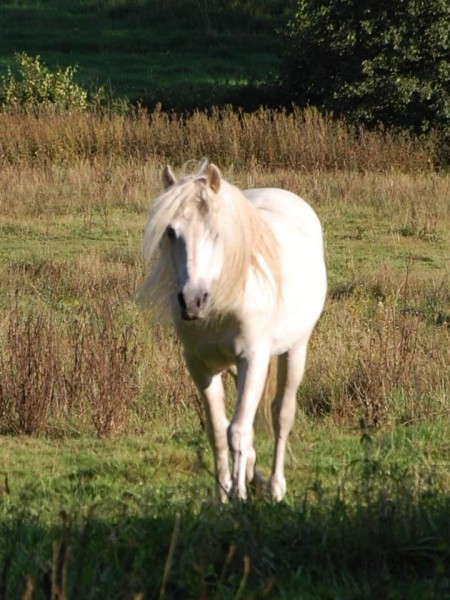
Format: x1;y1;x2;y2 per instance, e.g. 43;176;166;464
0;107;449;598
1;423;449;599
0;0;289;109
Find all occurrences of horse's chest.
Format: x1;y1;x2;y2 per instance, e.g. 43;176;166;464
175;317;240;372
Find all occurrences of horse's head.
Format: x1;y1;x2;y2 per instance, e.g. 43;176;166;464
141;160;281;322
161;162;224;321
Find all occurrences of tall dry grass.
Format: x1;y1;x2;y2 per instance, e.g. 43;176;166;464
306;272;449;429
0;106;434;171
0;108;448;436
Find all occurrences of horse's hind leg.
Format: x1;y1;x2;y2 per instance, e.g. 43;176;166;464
269;342;308;501
245;429;263;494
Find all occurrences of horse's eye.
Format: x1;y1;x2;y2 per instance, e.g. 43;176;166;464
166;225;176;240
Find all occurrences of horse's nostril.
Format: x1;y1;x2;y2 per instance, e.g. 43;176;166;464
199;291;209;308
177;292;186;310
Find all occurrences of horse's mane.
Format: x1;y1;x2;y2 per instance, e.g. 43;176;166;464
137;161;281;317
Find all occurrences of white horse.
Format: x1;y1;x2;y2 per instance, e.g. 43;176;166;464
138;160;327;501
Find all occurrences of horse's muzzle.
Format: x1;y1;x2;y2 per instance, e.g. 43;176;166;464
177;289;210;320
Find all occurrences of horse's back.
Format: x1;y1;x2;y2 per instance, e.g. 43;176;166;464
243;188;323;242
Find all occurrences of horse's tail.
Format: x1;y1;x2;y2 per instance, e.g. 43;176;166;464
256;356;278;433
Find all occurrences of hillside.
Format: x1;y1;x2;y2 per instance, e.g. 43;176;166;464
0;0;290;109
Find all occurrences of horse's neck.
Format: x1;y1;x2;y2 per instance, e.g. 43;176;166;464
223;181;263;235
218;182;281;305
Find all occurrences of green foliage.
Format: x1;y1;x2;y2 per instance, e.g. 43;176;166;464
0;53;91;110
284;0;450;132
0;52;128;112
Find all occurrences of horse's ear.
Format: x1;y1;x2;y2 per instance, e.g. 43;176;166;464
205;163;221;193
162;165;177;189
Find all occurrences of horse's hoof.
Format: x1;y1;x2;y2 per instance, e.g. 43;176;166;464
268;476;286;502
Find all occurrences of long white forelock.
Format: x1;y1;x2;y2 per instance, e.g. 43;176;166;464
143;181;197;263
152;173;207;241
205;179;281;312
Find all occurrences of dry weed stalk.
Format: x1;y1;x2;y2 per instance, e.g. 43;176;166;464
0;299;142;436
0;305;63;434
72;301;141;436
304;263;449;428
348;304;421;428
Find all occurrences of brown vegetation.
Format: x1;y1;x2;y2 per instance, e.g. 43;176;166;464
0;107;448;436
0;106;434;171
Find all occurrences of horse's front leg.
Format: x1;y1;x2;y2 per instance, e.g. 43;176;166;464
185;356;232;502
228;350;270;500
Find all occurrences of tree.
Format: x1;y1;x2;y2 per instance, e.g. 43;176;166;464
283;0;450;131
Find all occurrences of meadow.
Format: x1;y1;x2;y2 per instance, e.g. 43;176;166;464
0;107;449;598
0;0;288;110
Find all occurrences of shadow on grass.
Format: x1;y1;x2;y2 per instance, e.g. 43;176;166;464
1;491;449;599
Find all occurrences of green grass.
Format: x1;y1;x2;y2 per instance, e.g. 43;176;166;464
0;0;288;108
1;421;449;598
0;212;140;264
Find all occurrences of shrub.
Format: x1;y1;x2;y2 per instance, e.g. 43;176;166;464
0;53;103;111
0;307;63;434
